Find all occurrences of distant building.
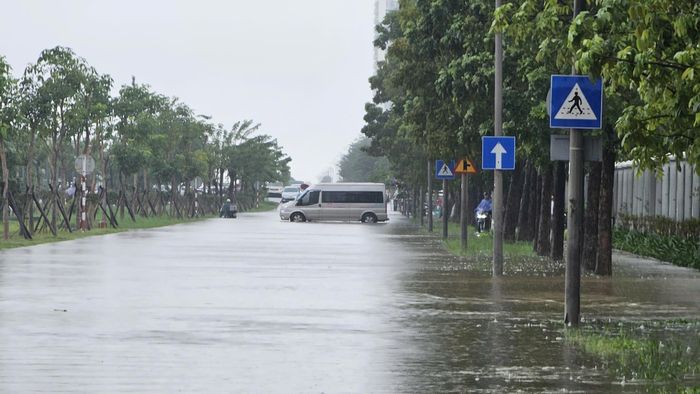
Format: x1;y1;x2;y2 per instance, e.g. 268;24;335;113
373;0;399;67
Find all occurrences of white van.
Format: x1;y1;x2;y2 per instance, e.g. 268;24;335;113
279;183;388;223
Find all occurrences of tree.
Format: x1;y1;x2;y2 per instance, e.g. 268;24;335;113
338;137;391;183
0;56;17;239
30;47;87;229
571;0;700;169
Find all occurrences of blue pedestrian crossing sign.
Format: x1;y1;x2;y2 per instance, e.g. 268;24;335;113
549;75;603;129
482;136;516;170
435;160;456;180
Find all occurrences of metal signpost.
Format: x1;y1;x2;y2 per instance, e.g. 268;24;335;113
481;136;515;275
549;66;604;327
435;160;455;239
455;159;478;250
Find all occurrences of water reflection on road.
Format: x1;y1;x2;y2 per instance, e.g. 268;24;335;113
0;210;698;392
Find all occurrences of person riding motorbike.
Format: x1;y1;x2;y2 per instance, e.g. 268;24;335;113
220;198;237;218
474;192;492;234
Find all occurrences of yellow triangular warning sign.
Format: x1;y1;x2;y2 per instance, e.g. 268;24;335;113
455;159;478;174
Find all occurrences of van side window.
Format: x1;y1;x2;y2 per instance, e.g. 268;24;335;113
321;191;383;203
299;190;319;206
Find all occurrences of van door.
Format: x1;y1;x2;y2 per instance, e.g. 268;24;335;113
297;190;321;221
320;190;345;221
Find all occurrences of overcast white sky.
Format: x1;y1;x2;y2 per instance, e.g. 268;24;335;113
1;0;376;182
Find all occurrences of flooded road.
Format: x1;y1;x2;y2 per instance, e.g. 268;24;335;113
0;210;698;392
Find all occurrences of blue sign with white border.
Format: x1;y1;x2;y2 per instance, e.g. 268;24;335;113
482;136;516;170
435;160;456;180
549;75;603;129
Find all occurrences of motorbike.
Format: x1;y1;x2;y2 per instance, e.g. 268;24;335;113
475;209;492;235
220;203;238;219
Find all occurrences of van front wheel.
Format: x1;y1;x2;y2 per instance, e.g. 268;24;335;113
290;212;306;223
361;213;377;224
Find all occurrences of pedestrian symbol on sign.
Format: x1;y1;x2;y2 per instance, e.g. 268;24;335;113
438;163;453;177
554;83;596;120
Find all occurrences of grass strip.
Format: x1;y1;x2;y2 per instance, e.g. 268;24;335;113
0;215;214;250
416;219;536;258
245;201;278;212
566;320;700;390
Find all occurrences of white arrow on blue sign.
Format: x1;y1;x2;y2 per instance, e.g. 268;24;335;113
482;136;516;171
549;75;603;129
435;160;456;180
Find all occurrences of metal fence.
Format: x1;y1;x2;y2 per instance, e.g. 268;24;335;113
613;159;700;221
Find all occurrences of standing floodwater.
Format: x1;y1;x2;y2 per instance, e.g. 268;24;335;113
0;210;698;392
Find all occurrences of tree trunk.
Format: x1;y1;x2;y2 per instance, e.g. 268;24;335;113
583;161;602;271
1;139;9;240
596;130;616;276
504;164;523;241
536;164;552;256
551;162;566;260
219;168;224;206
143;168;148;192
119;172;125;220
51;143;58;233
516;163;533;241
526;169;540;244
25;127;37;235
171;177;178;217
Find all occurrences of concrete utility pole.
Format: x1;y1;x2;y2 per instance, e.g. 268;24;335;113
442;179;448;238
419;185;425;227
492;0;504;276
460;173;469;250
565;0;585;327
428;160;433;232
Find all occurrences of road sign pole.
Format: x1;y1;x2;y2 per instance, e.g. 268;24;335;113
427;160;433;232
442;179;448;239
460;173;468;250
493;0;504;276
565;0;585;327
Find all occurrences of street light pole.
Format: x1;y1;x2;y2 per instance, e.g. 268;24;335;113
493;0;504;276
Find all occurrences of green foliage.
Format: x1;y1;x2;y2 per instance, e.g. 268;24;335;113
0;46;293;241
338;136;391;183
568;0;700;169
613;227;700;269
618;214;700;240
0;56;16;140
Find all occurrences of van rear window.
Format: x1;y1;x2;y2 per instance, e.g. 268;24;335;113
322;191;384;203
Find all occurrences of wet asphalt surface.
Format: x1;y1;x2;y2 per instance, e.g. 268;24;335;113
0;209;699;393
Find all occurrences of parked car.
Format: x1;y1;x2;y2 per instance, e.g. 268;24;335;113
266;182;284;198
280;186;301;203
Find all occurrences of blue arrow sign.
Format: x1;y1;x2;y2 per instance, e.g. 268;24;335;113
549;75;603;129
482;136;515;170
435;160;456;180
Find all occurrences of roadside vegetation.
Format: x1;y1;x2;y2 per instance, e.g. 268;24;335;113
342;0;700;276
566;320;700;391
247;200;279;213
0;47;292;247
0;214;214;250
613;216;700;270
